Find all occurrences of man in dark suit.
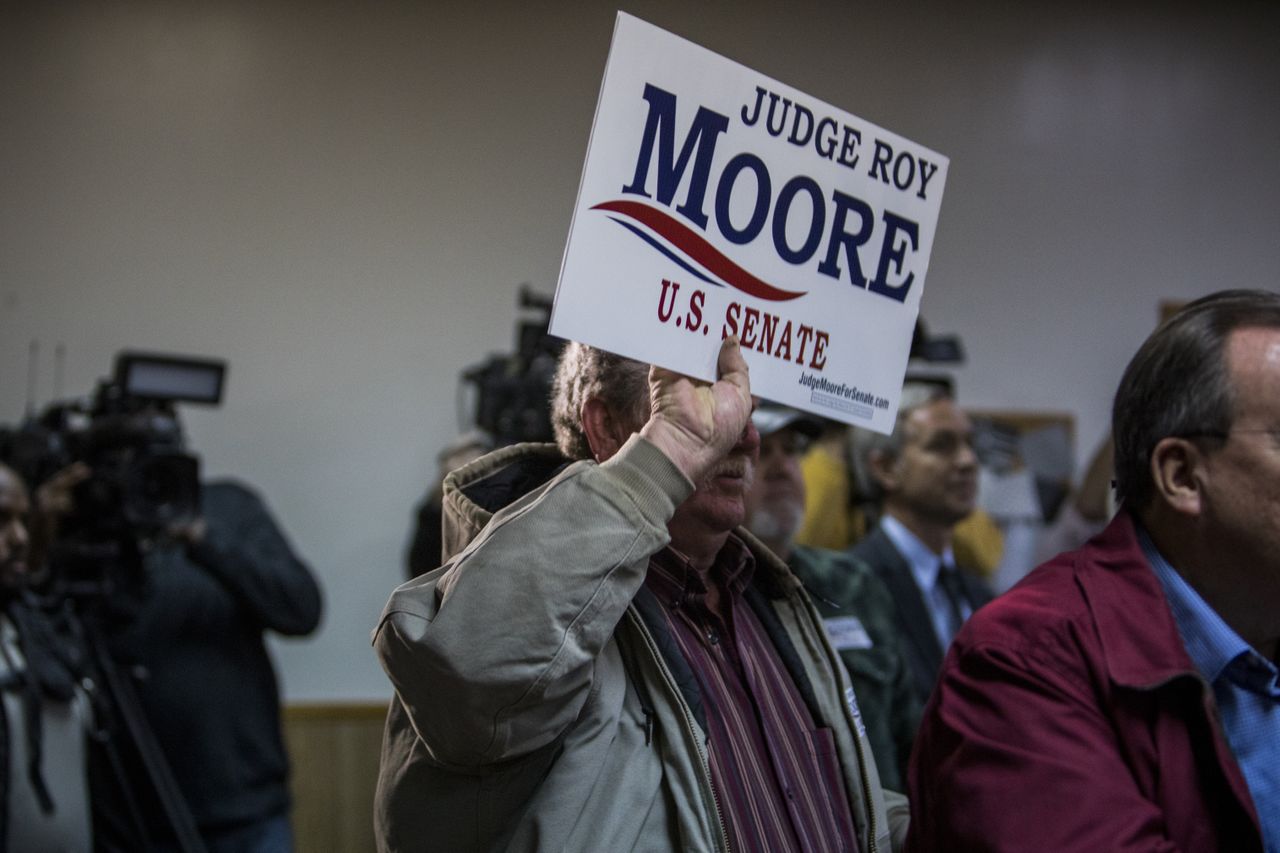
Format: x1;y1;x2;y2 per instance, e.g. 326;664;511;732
849;381;992;707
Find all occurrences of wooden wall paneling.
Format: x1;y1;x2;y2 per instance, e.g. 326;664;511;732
284;703;388;853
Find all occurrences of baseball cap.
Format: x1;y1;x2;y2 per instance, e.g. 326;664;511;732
751;404;824;439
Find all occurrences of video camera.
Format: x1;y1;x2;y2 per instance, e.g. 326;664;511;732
461;285;565;446
0;351;226;589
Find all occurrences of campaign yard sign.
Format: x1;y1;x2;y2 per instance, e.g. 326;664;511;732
551;12;948;433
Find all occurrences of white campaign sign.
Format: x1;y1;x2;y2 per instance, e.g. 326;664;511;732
551;12;948;433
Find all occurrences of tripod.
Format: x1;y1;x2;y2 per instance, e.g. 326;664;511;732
56;546;208;853
80;617;204;853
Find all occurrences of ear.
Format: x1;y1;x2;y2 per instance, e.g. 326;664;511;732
581;397;630;463
1148;437;1204;517
867;448;900;493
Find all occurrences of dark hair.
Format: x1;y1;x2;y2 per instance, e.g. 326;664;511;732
1112;289;1280;510
549;342;650;460
848;380;952;505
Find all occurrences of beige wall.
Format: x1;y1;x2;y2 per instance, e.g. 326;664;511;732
3;1;1278;701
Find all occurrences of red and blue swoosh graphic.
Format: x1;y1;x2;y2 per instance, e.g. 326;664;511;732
592;199;807;302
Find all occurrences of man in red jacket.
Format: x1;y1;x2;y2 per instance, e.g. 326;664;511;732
908;289;1280;852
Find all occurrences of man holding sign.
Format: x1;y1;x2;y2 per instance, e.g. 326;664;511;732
373;337;907;852
371;13;939;850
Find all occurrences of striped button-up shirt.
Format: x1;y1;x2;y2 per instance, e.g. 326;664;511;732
646;537;858;853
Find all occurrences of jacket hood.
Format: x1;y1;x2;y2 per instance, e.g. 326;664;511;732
439;442;572;563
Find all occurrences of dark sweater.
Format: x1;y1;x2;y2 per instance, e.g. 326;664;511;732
110;480;322;837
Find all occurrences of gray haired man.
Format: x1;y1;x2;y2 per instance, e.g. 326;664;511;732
373;338;908;852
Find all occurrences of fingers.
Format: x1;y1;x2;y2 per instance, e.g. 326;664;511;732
169;517;207;546
716;335;745;377
637;337;758;483
715;335;751;401
46;462;90;486
36;463;91;516
652;335;748;395
60;462;91;485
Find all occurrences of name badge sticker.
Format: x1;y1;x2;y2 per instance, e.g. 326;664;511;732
825;616;873;650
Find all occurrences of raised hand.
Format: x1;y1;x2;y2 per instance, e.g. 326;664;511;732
34;462;90;520
640;336;753;484
28;462;91;577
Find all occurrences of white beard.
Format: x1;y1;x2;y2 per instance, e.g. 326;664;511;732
746;501;802;547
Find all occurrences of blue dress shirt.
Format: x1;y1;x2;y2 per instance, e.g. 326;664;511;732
880;515;970;650
1140;528;1280;851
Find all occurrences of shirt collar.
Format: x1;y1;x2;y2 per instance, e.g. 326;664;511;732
1137;525;1255;686
647;533;755;606
880;514;955;591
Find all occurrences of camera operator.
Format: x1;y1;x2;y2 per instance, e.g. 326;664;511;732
0;461;93;853
107;475;323;853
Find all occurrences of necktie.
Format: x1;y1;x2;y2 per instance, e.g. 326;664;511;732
937;564;967;643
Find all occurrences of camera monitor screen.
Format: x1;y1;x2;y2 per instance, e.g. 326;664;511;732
115;352;227;405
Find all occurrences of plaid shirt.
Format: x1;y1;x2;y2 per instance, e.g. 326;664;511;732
646;537;859;853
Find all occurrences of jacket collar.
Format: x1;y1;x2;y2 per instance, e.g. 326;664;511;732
440;442;570;562
1080;511;1265;836
438;442;804;600
1074;511;1200;690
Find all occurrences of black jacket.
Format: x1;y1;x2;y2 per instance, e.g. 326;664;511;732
850;526;991;706
110;480;322;837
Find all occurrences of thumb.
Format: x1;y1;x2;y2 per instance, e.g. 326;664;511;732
717;336;750;394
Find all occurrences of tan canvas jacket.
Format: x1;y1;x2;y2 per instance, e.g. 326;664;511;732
373;435;908;852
